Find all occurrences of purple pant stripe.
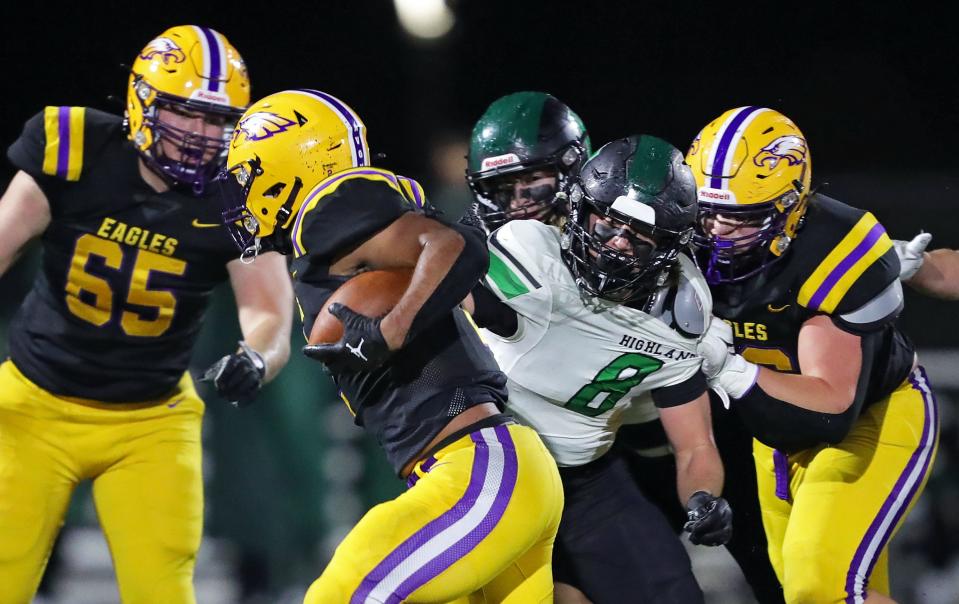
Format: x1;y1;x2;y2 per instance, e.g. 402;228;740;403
390;425;519;603
709;106;760;189
843;367;938;603
773;450;791;502
199;27;222;91
350;431;492;604
56;106;71;179
808;222;887;310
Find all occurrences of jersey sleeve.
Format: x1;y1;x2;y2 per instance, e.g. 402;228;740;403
8;106;89;183
796;209;900;331
291;168;415;260
482;220;552;322
396;174;428;209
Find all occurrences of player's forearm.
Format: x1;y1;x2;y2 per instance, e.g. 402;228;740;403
756;366;856;414
239;314;292;382
381;228;464;345
908;249;959;300
674;443;724;504
381;223;487;348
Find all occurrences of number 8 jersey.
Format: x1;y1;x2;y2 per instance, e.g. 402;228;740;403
5;107;240;402
481;219;711;467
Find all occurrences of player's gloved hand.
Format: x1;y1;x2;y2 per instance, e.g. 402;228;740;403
684;491;733;546
894;232;931;281
201;341;266;407
696;318;759;401
303;303;392;371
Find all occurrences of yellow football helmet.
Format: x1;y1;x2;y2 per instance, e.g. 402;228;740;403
220;89;370;256
686;106;811;284
126;25;250;192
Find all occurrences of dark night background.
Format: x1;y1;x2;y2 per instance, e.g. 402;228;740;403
1;2;957;602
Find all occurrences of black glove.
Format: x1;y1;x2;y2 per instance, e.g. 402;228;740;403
201;341;266;407
302;303;392;371
683;491;733;546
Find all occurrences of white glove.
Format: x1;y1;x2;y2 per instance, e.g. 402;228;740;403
697;318;759;401
894;232;931;281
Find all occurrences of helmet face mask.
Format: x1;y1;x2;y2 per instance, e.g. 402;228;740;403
126;26;251;194
472;167;563;225
467;92;590;231
561;135;697;305
686;106;811;285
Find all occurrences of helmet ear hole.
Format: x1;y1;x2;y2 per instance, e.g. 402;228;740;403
263;182;286;198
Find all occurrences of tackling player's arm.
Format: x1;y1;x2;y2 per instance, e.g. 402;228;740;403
658;390;723;504
755;315;862;413
908;248;959;300
0;171;51;277
202;248;294;407
227;251;294;382
657;385;733;546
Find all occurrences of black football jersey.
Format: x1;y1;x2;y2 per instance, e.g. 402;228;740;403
5;106;239;401
289;166;508;474
709;195;914;448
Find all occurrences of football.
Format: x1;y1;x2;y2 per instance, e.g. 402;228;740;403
308;268;414;344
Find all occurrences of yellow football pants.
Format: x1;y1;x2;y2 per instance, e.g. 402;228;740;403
304;423;563;604
0;360;204;604
755;366;939;604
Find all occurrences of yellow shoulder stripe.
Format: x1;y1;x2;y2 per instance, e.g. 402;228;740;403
42;106;85;181
798;212;893;313
397;175;426;208
291;167;403;257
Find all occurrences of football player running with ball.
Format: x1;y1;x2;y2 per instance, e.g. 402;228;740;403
467;135;733;604
220;89;563;603
0;27;292;603
687;107;938;603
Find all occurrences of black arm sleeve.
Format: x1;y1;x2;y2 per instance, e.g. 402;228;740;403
469;282;519;337
405;220;490;344
735;334;879;452
652;370;708;408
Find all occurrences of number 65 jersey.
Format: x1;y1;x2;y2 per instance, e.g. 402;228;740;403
481;219;711;467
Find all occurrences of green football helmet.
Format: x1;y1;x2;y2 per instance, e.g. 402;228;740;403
562;135;697;304
466;91;591;230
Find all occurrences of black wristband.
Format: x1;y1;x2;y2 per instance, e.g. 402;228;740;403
736;382;859;452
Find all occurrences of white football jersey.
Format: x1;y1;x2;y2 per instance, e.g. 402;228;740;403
482;220;712;467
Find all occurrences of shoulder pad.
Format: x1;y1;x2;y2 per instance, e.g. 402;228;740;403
653;254;711;337
291;169;411;259
797;205;895;314
836;280;903;331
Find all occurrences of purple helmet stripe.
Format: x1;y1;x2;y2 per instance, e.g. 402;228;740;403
389;425;518;602
291;168;400;256
807;223;886;311
709;106;762;189
199;27;222;92
349;430;492;603
295;89;368;167
843;367;938;603
56;106;71;179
